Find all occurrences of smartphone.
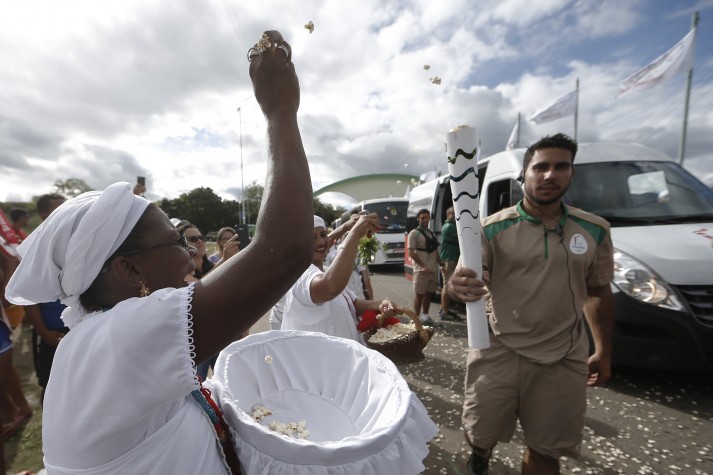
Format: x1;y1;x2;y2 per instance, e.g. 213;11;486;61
235;224;251;247
137;176;146;187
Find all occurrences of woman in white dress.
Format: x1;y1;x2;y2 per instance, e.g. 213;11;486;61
4;30;312;475
281;214;396;342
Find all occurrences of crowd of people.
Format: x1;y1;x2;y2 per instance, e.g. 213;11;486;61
0;27;615;475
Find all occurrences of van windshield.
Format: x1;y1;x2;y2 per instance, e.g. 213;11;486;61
363;201;408;234
565;161;713;226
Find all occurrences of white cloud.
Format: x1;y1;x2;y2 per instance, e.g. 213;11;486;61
0;0;711;206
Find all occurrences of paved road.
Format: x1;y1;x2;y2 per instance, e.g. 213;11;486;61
253;268;713;475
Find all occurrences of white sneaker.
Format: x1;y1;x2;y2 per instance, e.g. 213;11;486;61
420;314;441;327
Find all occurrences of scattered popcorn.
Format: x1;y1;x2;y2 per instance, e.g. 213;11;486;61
430;76;442;85
368;322;419;343
250;405;272;422
265;355;273;364
304;20;314;33
423;64;430;70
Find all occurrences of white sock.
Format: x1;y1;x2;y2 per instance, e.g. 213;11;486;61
420;314;430;322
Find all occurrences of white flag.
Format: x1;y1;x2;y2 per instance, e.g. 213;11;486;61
506;120;519;150
617;29;696;98
529;89;577;124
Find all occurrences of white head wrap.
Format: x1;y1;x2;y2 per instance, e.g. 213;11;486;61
313;215;326;229
5;182;150;328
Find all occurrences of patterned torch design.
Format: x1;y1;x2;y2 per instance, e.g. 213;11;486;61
446;125;490;349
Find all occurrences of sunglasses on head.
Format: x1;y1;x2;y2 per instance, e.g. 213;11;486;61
186;235;207;243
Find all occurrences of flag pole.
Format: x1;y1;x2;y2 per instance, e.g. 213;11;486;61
678;11;699;165
574;78;579;140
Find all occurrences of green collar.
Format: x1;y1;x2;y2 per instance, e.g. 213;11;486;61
516;200;569;226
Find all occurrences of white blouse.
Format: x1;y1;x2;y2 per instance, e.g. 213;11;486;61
41;284;229;474
281;264;364;343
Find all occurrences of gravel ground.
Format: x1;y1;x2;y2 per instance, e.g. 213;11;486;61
366;268;713;475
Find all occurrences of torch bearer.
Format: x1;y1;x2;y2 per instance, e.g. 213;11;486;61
446;125;489;349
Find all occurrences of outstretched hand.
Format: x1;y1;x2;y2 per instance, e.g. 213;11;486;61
249;30;300;117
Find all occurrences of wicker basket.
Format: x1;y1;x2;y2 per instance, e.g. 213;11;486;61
362;307;434;365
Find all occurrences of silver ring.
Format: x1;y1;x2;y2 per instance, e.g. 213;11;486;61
276;44;289;58
247;47;260;62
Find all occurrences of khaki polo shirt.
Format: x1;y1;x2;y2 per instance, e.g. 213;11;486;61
482;202;614;364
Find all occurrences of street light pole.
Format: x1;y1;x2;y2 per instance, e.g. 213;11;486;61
238;107;245;225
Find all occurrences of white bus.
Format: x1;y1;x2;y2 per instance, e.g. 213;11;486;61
339;197;408;266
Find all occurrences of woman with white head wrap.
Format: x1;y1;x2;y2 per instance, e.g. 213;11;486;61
281;214;397;342
4;30;313;475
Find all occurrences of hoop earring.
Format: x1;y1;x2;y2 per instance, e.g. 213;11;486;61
139;281;151;297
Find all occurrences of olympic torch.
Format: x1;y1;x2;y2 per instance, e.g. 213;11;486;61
446;125;489;349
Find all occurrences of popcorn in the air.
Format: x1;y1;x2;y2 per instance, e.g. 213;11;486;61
423;65;430;70
430;76;442;85
265;355;273;364
305;20;314;33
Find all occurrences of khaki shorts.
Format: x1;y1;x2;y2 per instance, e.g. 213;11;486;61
413;269;437;294
462;337;588;458
442;260;457;283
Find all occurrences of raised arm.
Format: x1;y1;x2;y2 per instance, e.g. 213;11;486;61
191;31;313;361
310;213;379;303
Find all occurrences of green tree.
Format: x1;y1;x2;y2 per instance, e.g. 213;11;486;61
314;199;344;228
154;183;344;234
157;187;238;233
52;178;94;198
238;181;344;228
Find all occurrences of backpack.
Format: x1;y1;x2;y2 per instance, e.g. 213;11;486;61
416;228;439;253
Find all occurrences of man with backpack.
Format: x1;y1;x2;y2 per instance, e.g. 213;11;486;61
407;208;445;326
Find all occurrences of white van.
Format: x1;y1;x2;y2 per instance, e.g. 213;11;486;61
339;197;409;266
405;142;713;370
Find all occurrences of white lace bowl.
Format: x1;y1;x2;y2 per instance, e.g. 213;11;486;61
208;330;437;475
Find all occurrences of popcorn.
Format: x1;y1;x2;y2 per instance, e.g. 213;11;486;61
268;419;310;439
256;34;275;53
250;405;272;422
368;322;418;343
250;405;310;439
304;20;314;33
430;76;442;85
423;65;430;70
265;355;273;364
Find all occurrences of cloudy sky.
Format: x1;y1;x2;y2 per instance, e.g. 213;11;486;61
1;0;712;206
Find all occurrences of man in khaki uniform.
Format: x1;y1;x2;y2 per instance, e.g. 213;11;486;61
407;209;444;326
448;133;614;475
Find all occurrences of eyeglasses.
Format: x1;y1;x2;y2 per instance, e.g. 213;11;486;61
186;235;207;243
118;234;191;257
99;235;190;275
